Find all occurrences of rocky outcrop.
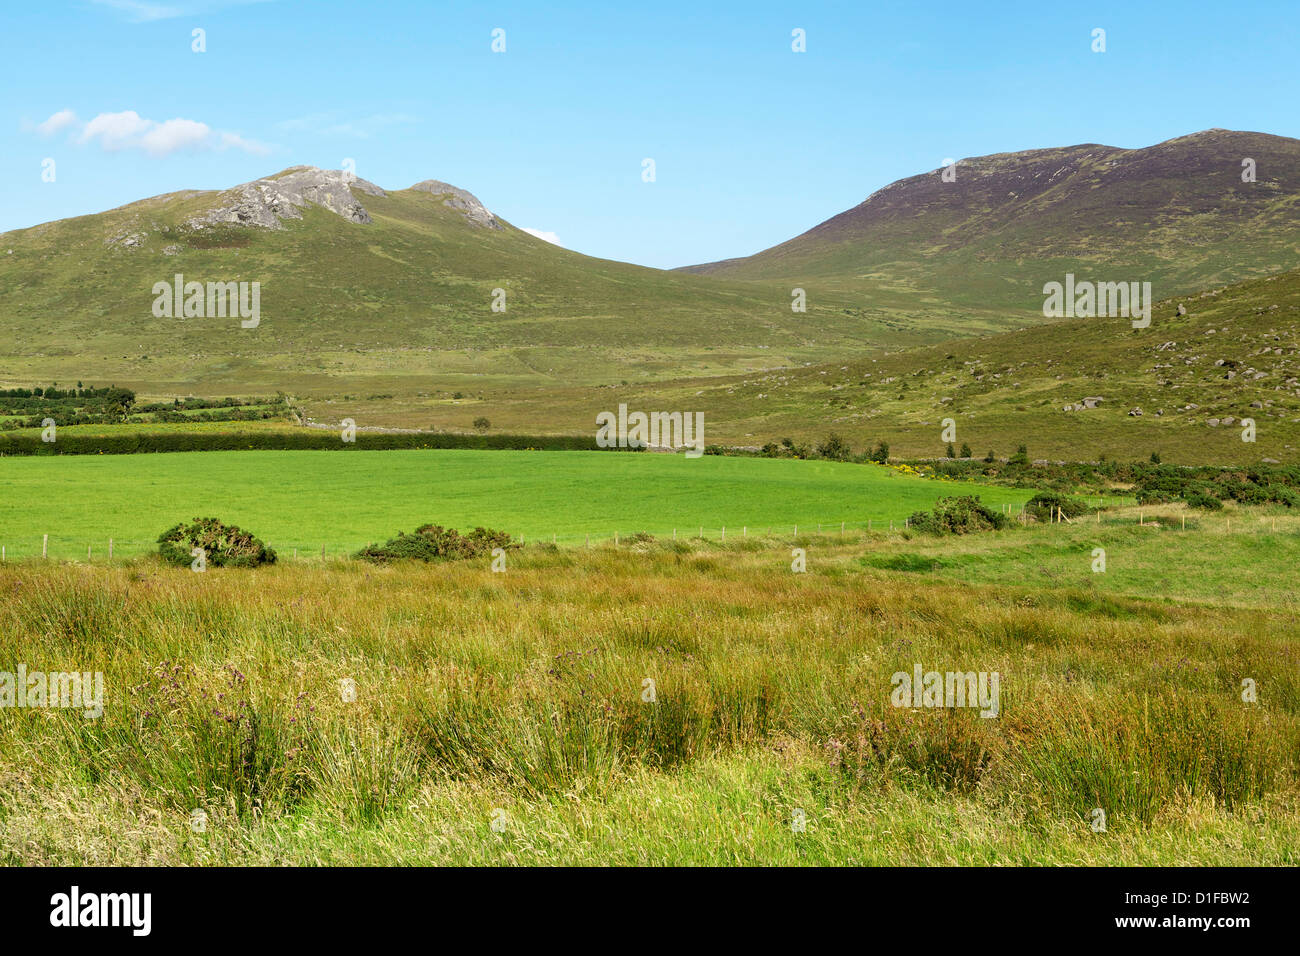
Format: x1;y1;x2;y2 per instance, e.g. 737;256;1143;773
409;180;502;229
1062;396;1104;412
188;166;385;230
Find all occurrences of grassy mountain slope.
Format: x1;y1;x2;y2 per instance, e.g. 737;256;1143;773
0;167;989;403
625;266;1300;465
680;130;1300;314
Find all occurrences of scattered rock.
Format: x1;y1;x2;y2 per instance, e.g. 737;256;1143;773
1128;407;1143;417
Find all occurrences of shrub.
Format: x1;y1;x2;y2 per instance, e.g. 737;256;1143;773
816;433;852;461
157;517;277;568
355;524;514;563
1184;492;1223;510
1024;492;1091;522
907;496;1007;535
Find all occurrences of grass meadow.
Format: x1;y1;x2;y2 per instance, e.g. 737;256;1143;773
0;509;1295;865
0;448;1033;558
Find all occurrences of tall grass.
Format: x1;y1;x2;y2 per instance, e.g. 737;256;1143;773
0;525;1295;863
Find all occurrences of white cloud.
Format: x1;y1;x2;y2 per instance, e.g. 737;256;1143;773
37;109;78;136
37;109;270;157
522;228;563;247
139;118;214;155
89;0;274;22
79;110;155;149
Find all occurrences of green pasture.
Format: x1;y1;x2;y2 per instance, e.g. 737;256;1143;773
0;449;1035;559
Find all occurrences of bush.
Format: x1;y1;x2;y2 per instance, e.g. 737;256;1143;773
1024;492;1091;522
355;524;515;563
816;433;852;461
1184;492;1223;510
907;496;1007;535
158;517;277;568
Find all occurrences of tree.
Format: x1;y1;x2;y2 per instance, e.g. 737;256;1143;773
984;449;995;463
960;442;972;459
473;417;490;432
946;442;956;459
1010;444;1029;466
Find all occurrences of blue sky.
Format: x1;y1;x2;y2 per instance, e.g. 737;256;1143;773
2;0;1297;268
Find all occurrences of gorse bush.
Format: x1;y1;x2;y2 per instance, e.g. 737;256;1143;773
157;517;277;567
907;496;1007;535
355;524;515;563
1024;492;1091;522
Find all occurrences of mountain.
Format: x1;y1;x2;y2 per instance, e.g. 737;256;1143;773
679;130;1300;314
0;166;895;408
644;264;1300;465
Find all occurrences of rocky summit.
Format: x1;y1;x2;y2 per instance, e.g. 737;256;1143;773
188;166;386;230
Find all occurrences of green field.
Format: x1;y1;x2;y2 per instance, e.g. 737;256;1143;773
0;448;1034;559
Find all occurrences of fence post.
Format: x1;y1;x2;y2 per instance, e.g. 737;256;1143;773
321;544;325;559
743;526;747;538
43;534;48;559
88;545;92;560
109;538;114;558
614;531;618;545
721;526;725;542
